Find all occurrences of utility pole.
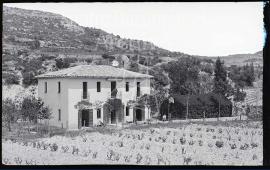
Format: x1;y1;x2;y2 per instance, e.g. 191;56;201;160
256;87;259;115
186;94;189;120
218;96;221;121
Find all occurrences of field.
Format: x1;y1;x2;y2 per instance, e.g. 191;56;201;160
2;121;263;165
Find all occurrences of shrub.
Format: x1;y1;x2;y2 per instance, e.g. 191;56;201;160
145;143;151;150
157;154;166;165
50;143;58;152
92;152;98;159
183;156;192;165
180;137;186;145
136;153;143;164
14;157;22;165
230;143;237;149
252;154;258;160
161;93;232;120
5;73;20;85
189;140;195;146
144;155;152;165
115;141;124;147
22;71;37;87
198;140;203;146
251;142;258;148
2;98;19;131
208;143;213;148
215;141;224;148
72;146;79;155
124;155;132;163
85;58;93;64
240;143;249;150
61;146;69;153
21;97;52;123
55;57;77;69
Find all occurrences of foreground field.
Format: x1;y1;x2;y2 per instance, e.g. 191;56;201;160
2;121;263;165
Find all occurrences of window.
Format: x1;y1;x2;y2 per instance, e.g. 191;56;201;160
58;109;61;121
83;82;87;99
126;106;129;116
137;82;140;97
97;108;101;119
111;81;117;98
126;82;129;92
97;82;101;92
58;81;61;93
44;82;47;93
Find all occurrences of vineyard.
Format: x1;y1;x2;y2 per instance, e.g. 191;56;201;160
2;121;262;165
243;88;262;106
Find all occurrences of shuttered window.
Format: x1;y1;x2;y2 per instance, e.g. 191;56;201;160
126;106;129;116
45;82;47;93
58;81;61;93
97;82;101;92
58;109;61;121
126;82;129;92
137;82;140;97
83;82;87;99
97;108;101;119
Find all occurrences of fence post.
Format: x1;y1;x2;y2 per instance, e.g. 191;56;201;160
203;111;206;123
218;97;220;121
186;95;189;120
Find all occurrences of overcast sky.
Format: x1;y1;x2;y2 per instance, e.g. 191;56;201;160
5;2;264;56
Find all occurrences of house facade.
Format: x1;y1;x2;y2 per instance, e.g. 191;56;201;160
36;65;153;130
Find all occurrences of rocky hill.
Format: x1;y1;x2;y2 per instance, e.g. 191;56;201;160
3;6;175;58
2;5;263;86
210;51;263;67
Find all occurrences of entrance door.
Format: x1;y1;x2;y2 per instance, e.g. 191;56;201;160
111;81;117;98
80;109;93;127
111;110;116;124
136;109;143;121
82;110;89;127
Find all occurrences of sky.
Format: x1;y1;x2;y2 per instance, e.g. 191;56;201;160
4;2;264;56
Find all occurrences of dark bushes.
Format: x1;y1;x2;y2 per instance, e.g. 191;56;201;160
5;73;20;85
160;93;232;119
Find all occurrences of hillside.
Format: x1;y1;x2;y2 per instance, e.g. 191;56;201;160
210;51;263;67
3;6;263;65
2;5;263;88
3;6;176;58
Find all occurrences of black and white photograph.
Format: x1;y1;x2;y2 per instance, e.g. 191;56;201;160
2;2;265;165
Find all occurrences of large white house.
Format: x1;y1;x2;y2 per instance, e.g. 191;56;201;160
36;65;153;130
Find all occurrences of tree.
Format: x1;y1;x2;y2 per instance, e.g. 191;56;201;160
21;96;52;123
148;66;170;117
2;98;19;131
228;63;256;88
55;58;70;69
233;87;246;103
213;58;233;97
5;73;20;85
21;58;45;87
128;61;140;72
164;56;201;95
22;71;37;87
30;37;40;49
233;87;247;120
201;63;214;75
246;63;255;86
150;82;168;117
198;72;214;94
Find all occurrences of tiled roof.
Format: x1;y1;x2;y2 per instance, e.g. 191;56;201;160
36;65;153;79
